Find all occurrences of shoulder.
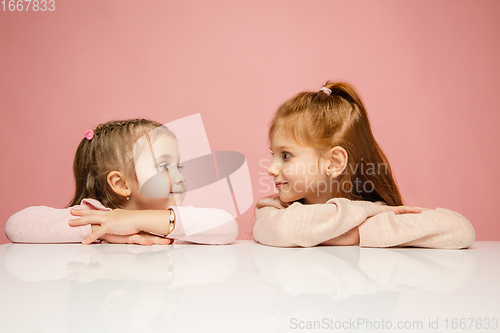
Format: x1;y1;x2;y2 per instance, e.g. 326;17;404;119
78;198;111;211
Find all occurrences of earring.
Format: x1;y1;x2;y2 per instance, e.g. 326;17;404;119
328;174;332;178
126;196;130;201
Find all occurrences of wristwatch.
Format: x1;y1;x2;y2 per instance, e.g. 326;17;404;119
168;208;176;234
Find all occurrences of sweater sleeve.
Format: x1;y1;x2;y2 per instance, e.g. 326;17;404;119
167;206;238;245
4;199;108;244
358;208;475;249
5;206;92;243
253;196;381;247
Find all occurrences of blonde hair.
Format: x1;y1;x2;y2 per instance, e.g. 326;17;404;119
69;119;164;208
270;82;403;206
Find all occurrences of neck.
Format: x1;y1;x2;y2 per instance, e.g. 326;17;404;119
122;200;140;210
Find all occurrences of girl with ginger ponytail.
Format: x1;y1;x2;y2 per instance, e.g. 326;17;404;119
254;81;475;249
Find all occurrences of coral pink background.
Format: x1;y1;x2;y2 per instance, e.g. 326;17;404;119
1;0;499;243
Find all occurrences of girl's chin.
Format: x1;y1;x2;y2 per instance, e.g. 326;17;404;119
167;193;185;207
147;197;183;209
278;192;302;203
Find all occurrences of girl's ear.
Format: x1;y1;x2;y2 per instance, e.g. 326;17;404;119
326;146;348;178
107;171;131;198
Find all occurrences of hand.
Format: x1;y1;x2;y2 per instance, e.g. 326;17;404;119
379;205;423;215
101;232;173;246
69;209;171;246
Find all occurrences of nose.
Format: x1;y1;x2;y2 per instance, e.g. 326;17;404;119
170;165;186;185
267;159;280;178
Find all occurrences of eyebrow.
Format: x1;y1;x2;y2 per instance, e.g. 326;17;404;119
156;154;181;162
155;154;173;160
270;146;294;150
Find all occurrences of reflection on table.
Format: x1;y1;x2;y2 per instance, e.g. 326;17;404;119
0;241;494;333
2;243;237;333
251;244;476;332
252;245;476;298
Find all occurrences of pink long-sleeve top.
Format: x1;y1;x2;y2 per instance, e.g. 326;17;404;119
253;196;475;249
5;199;238;245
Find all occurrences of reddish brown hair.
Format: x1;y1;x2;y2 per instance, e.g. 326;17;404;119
270;82;403;206
69;119;163;209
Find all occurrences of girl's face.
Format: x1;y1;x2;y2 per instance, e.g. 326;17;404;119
132;133;186;210
268;130;332;204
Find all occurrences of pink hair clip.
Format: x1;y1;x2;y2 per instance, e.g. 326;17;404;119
84;130;94;140
319;87;332;95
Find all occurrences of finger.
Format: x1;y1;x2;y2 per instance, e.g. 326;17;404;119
140;233;172;245
152;237;173;245
70;209;106;217
392;207;404;214
69;215;104;226
101;234;129;244
82;226;109;245
405;206;422;214
395;207;406;214
396;206;422;214
127;234;153;246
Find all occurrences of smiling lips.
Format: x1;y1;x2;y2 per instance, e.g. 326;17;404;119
274;182;287;189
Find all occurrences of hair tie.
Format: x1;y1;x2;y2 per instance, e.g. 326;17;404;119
319;87;332;95
84;130;94;140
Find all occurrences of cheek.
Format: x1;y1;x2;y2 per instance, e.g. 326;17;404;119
281;176;307;195
281;172;303;184
282;162;306;179
285;171;328;193
283;166;320;183
290;160;325;178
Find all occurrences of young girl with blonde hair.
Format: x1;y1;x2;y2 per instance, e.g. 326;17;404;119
6;119;237;245
254;82;474;249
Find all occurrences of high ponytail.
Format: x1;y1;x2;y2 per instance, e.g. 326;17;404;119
270;81;404;206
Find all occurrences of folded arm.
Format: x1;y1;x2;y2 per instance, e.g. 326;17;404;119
253;196;381;247
358;208;475;249
5;205;92;243
70;205;239;245
6;200;172;245
253;195;473;249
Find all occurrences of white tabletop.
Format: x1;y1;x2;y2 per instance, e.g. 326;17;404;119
0;241;499;333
